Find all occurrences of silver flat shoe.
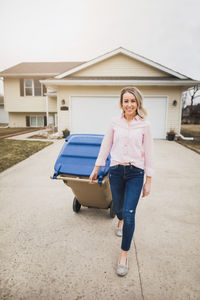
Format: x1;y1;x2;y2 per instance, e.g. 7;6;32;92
117;258;128;276
115;226;122;237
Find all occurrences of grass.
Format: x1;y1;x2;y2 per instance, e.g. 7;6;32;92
0;127;42;137
176;124;200;154
180;124;200;137
0;139;53;173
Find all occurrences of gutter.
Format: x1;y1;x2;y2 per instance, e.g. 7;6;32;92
40;79;200;87
0;73;59;77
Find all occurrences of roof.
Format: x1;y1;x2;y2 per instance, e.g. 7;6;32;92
0;47;197;85
55;47;191;80
0;61;85;77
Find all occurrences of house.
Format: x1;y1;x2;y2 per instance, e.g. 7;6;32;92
1;47;199;139
0;95;9;124
0;61;83;128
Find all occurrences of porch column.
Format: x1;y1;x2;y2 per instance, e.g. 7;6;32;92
45;95;49;126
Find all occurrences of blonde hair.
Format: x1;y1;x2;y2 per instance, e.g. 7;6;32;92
120;87;147;119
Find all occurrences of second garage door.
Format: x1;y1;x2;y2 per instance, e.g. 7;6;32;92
70;96;167;139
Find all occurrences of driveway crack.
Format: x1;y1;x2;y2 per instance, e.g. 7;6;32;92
134;238;144;300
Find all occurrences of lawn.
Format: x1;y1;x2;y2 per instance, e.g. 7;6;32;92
0;127;42;138
180;124;200;136
176;124;200;154
0;139;53;172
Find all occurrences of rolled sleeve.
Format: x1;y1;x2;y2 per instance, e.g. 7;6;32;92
95;122;114;166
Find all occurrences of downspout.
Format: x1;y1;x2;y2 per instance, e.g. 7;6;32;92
45;95;49;126
178;134;194;141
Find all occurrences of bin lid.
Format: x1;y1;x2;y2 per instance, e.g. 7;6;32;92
53;134;110;179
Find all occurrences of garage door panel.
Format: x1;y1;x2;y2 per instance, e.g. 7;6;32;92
71;96;167;139
143;97;167;139
71;96;120;134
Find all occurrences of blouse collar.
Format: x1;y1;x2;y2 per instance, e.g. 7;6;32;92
121;113;140;121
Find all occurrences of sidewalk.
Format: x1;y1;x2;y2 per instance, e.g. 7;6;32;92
0;140;200;300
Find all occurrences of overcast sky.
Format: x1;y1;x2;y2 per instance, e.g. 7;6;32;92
1;0;200;95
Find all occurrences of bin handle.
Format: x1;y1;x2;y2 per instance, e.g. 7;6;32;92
50;175;105;184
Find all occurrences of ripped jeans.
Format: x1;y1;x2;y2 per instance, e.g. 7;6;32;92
109;164;144;251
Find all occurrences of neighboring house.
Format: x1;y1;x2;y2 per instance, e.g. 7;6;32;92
0;61;83;128
0;47;200;138
0;95;9;123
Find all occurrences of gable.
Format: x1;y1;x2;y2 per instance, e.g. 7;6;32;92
68;54;171;78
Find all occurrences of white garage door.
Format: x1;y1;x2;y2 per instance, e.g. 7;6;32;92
143;97;167;139
70;96;167;139
70;96;121;135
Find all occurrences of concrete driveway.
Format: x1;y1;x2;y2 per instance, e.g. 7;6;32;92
0;140;200;300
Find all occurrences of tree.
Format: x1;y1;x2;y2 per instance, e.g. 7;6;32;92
188;85;200;115
182;85;200;124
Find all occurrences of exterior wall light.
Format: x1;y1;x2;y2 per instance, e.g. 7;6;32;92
61;99;65;105
173;100;177;106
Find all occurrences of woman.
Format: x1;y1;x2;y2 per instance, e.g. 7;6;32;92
89;87;153;276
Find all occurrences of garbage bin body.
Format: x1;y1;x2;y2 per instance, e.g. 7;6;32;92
53;134;112;210
62;174;112;209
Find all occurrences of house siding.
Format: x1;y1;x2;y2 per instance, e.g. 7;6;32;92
142;86;183;133
72;54;169;77
9;112;27;127
4;78;57;113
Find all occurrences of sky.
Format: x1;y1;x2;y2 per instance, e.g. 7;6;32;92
1;0;200;98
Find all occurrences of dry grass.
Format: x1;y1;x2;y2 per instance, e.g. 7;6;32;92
0;139;52;172
0;127;42;137
181;124;200;137
176;124;200;154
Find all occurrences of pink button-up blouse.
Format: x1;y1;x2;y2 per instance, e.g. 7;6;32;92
95;114;154;177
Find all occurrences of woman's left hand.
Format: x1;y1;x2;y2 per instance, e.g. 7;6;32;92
142;182;151;197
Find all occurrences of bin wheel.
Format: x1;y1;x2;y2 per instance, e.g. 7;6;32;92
110;201;115;218
73;197;81;213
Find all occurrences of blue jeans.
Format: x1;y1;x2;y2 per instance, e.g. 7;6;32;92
109;164;144;251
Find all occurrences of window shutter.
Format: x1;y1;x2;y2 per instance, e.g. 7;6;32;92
44;116;47;126
34;79;42;96
20;79;24;96
26;116;30;127
43;84;47;96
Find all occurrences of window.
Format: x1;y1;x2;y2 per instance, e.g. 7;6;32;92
30;116;37;126
23;79;44;96
24;79;33;96
26;115;46;127
37;116;44;127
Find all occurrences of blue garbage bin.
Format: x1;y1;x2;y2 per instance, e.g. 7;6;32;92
52;134;115;218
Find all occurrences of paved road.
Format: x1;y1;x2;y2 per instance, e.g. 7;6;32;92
0;140;200;300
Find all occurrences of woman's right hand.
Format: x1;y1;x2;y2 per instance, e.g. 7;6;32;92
89;166;101;184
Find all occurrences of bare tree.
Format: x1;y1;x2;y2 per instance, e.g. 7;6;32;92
186;85;200;115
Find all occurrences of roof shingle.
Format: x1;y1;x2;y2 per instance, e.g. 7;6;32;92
0;62;85;76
